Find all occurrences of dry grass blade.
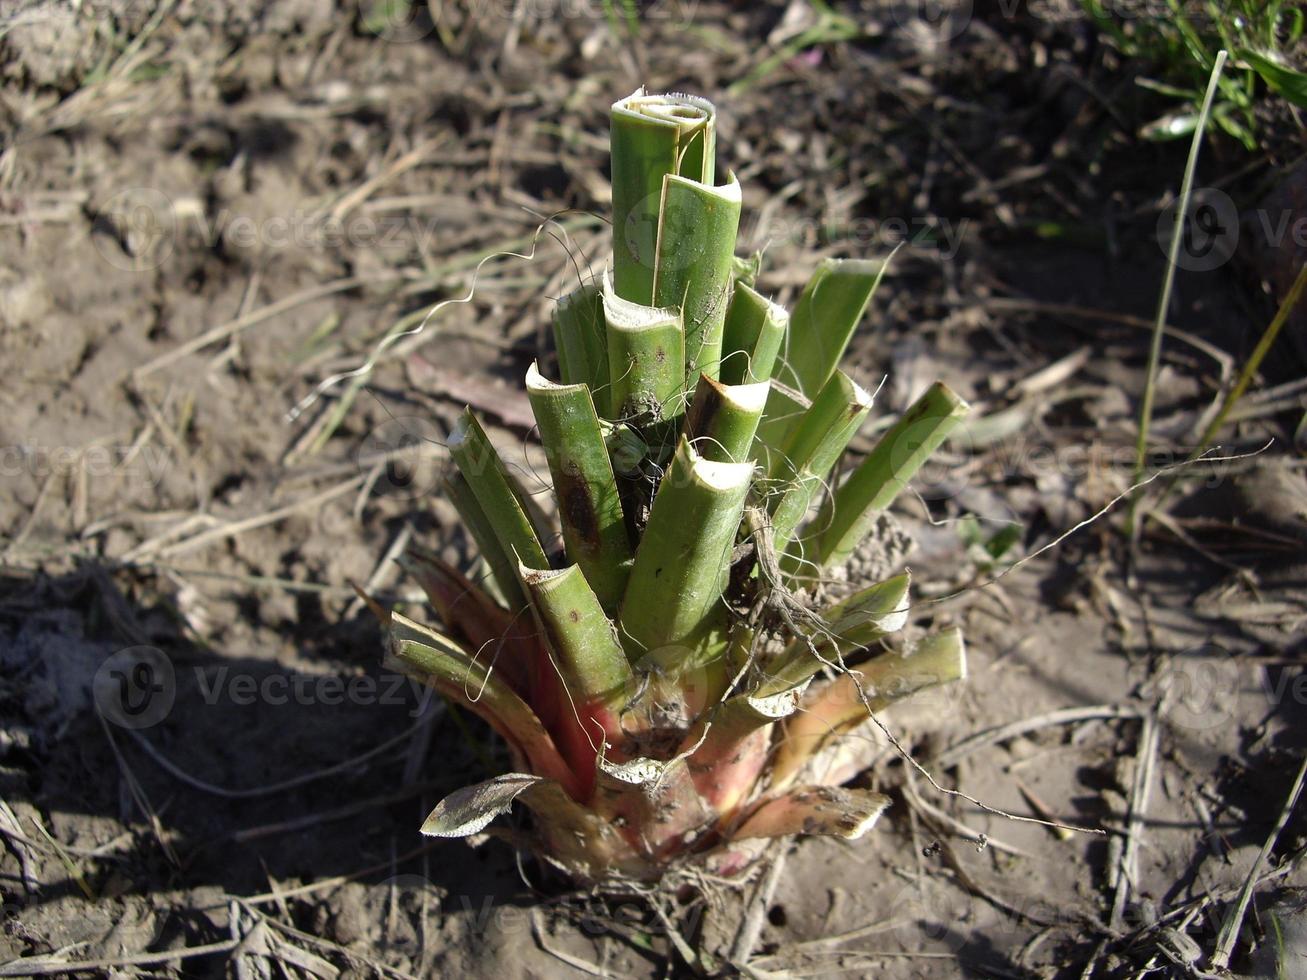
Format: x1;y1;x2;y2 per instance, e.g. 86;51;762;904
133;274;401;380
0;940;241;977
934;705;1141;768
1210;755;1307;969
1109;711;1159;930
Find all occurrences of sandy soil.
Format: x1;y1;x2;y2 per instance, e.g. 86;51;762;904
1;1;1305;977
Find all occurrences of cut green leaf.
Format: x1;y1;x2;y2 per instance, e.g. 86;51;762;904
619;437;752;656
526;363;632;611
610;90;716;304
520;563;633;715
759;256;891;450
719;279;789;386
811;382;968;569
683;373;769;464
387;611;583;800
760;572;911;696
552;280;609;395
652;172;742;383
766;370;873;555
443;471;527;609
447;408;552;574
602;270;685;429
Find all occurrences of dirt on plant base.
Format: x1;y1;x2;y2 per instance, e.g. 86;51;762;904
1;1;1305;977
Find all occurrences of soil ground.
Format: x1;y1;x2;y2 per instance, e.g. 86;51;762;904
1;2;1305;977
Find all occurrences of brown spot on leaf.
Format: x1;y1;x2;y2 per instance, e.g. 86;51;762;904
686;384;721;443
568;609;580;623
556;463;599;553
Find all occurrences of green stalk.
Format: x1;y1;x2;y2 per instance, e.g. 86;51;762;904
719;279;788;386
811;382;968;570
526;363;632;612
603;271;686;429
447;408;551;573
683;374;769;464
759;572;911;697
817;572;913;648
386;610;583;800
610;90;716;304
521;564;633;705
759;257;891;449
773;371;874;480
442;471;526;609
1145;263;1307;517
767;371;873;555
552;281;608;396
652;172;742;383
520;564;634;777
618;437;752;656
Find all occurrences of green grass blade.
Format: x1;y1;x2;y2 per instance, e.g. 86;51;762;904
610;90;716;304
1197;262;1307;450
811;382;968;570
447;408;551;573
652;172;742;383
1239;48;1307;108
719;279;788;386
619;437;752;656
683;374;769;464
1130;49;1227;532
526;363;633;612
